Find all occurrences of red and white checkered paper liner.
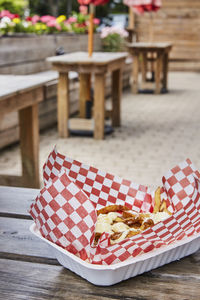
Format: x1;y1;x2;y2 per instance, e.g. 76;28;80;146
30;147;200;265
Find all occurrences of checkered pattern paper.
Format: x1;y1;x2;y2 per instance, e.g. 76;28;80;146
29;170;97;261
43;147;154;213
30;148;200;265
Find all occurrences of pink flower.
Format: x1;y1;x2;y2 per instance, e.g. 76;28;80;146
79;5;88;15
101;26;128;39
66;16;77;24
0;10;15;20
46;19;61;30
40;15;56;23
56;24;61;30
32;15;40;24
93;18;100;25
46;19;57;27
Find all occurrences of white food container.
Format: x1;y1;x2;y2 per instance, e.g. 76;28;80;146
30;223;200;286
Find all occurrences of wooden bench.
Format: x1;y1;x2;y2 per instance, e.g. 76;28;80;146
0;72;69;188
0;71;79;150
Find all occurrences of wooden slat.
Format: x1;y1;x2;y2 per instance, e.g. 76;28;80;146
69;118;94;131
0;256;200;299
19;104;40;188
112;69;122;127
155;53;163;94
0;125;19;149
79;73;91;118
0;74;55;101
57;72;69;138
0;259;110;300
0;175;23;189
0;86;43;116
0;34;102;75
0;217;56;261
0;186;39;216
132;53;139;94
94;73;105;140
0;111;17;131
48;52;127;66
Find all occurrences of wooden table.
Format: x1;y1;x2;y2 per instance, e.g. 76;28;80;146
1;185;199;299
127;42;172;94
47;52;127;139
0;74;57;188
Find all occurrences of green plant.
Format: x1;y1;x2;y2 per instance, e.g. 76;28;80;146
0;0;27;16
101;27;128;52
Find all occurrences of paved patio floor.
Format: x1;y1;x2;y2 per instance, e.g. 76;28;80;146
0;71;200;189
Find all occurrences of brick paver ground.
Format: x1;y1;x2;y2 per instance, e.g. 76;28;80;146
0;72;200;190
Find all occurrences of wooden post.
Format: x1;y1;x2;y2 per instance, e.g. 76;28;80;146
88;4;95;57
149;13;154;79
132;52;139;94
57;72;69;137
79;73;91;118
94;73;105;139
155;53;163;94
141;52;147;83
129;8;135;29
18;104;40;188
112;68;122;127
163;52;169;90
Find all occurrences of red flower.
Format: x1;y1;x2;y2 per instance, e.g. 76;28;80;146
92;0;110;4
78;0;92;4
26;16;32;21
77;0;109;5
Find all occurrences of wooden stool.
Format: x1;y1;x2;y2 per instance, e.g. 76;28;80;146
47;52;127;139
127;42;172;94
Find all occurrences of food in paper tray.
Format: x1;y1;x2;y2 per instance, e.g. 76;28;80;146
30;147;200;268
95;187;172;245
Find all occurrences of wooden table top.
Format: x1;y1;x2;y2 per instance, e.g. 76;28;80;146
0;71;58;101
0;185;200;299
127;42;172;51
47;52;128;66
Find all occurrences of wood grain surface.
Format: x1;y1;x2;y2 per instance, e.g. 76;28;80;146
47;52;127;66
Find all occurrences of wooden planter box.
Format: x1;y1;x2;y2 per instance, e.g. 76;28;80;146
0;33;102;75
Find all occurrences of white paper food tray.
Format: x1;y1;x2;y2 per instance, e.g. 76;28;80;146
30;223;200;286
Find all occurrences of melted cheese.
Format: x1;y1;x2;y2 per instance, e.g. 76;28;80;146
95;212;120;234
149;212;170;224
95;210;170;245
111;230;129;244
112;222;129;232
